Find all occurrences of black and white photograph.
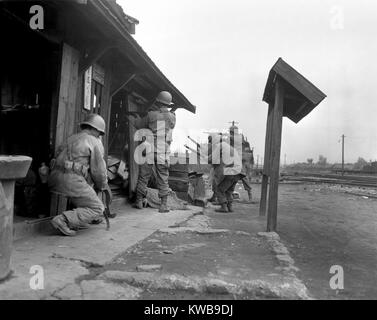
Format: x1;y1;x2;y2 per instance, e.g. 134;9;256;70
0;0;376;306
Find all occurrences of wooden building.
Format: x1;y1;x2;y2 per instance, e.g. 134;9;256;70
0;0;196;219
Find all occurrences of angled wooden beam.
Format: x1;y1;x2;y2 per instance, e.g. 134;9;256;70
110;73;136;97
79;43;115;73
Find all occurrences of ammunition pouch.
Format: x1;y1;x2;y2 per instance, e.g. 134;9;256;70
54;160;89;179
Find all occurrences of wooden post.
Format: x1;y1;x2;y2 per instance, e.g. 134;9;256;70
55;43;80;150
259;102;274;216
267;77;285;231
127;97;140;196
100;61;113;161
341;134;345;176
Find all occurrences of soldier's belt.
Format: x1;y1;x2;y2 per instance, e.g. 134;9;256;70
54;160;89;178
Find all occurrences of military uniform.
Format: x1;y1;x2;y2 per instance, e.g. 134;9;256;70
207;139;221;202
134;106;176;200
49;130;107;229
211;140;245;212
241;150;254;199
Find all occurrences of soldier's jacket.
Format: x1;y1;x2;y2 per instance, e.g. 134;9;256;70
209;141;245;177
50;130;108;193
134;106;176;163
242;151;253;164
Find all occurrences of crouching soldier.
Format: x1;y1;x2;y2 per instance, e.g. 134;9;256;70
208;133;245;213
49;114;109;236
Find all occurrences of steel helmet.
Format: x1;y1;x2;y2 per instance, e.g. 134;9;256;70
80;114;106;135
155;91;174;106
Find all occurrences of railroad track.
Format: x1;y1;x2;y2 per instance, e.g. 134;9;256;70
282;173;377;188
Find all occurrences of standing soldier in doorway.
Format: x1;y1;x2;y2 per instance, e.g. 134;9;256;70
128;91;176;213
49;114;111;236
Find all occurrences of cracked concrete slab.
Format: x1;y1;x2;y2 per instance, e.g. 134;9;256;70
136;264;163;272
257;232;281;241
53;283;82;300
256;230;311;299
159;226;230;235
158;214;230;235
0;203;199;300
1;192;312;300
99;270;309;299
80;280;142;300
53;279;142;300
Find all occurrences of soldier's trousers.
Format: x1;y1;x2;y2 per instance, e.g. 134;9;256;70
63;192;104;229
211;164;223;199
49;171;104;229
136;161;170;199
241;177;252;192
217;174;242;204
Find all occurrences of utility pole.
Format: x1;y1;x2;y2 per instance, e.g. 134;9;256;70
256;155;259;169
284;154;287;167
341;134;345;176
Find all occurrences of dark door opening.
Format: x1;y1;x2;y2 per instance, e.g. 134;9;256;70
0;16;60;218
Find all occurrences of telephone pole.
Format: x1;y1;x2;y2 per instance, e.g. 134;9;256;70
341;134;345;175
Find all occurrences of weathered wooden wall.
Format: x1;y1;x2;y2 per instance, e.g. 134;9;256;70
127;96;141;195
55;43;80;150
100;59;113;159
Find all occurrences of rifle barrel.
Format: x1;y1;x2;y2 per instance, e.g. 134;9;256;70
187;136;201;149
184;145;204;158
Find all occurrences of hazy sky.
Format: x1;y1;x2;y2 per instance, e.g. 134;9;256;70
119;0;377;164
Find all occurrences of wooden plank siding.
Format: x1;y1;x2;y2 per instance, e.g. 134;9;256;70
55;43;80;150
127;97;140;195
99;59;113;160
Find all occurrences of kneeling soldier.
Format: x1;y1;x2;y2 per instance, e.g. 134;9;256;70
49;114;109;236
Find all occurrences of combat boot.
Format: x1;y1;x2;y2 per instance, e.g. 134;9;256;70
135;194;144;209
159;196;170;213
227;202;234;212
215;203;228;213
208;194;217;203
73;223;91;230
91;218;103;224
51;215;76;236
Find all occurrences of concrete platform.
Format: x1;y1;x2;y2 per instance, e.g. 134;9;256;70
0;195;309;300
0;198;199;300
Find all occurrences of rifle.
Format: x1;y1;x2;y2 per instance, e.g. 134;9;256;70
184;145;206;159
97;185;114;231
187;136;201;150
